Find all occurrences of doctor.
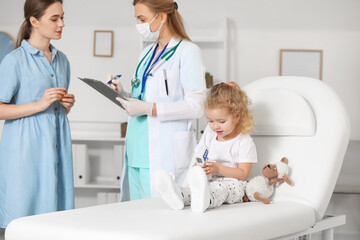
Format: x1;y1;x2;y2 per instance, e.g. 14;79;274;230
109;0;206;201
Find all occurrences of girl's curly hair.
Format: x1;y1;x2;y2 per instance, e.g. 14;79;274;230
206;82;254;134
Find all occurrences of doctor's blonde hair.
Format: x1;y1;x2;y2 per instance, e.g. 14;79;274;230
133;0;191;41
206;82;254;134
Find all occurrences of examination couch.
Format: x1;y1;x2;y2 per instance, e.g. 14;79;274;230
5;76;350;240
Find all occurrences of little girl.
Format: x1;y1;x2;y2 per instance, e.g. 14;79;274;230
155;82;257;213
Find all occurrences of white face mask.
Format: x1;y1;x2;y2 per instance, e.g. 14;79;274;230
136;13;164;41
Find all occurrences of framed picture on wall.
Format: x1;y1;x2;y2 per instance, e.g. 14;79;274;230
93;30;114;57
279;49;323;80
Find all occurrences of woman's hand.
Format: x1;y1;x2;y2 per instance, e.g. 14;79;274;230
116;97;154;117
107;74;123;94
202;162;222;176
37;87;66;111
60;93;75;114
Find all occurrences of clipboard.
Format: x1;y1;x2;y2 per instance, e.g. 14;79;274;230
78;77;127;109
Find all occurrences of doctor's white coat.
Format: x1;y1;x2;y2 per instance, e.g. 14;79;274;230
121;38;206;200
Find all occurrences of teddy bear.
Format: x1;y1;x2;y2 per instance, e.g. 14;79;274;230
244;157;292;204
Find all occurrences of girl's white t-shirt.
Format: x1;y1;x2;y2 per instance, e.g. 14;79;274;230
200;129;257;169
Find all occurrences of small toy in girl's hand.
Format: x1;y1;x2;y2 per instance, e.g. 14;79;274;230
244;157;292;204
195;157;205;165
192;144;208;166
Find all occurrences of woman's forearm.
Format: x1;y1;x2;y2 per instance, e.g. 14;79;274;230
0;102;43;120
156;90;205;121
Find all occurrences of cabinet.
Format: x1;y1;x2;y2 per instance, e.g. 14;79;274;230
72;139;124;189
70;121;125;208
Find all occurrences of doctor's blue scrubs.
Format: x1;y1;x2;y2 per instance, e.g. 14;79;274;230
124;48;153;200
0;40;74;228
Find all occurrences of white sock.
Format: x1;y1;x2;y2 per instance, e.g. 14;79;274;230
154;170;184;210
189;166;210;213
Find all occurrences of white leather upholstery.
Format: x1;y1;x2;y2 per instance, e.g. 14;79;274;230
244;76;350;220
5;199;316;240
249;88;316;136
5;76;350;240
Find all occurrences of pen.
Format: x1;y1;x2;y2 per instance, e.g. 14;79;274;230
163;69;169;96
107;74;122;84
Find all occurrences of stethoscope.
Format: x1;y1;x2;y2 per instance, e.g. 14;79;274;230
132;40;182;100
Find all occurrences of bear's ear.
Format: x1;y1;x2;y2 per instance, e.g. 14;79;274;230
281;157;288;164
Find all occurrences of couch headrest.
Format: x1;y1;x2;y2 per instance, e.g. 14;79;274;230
248;88;316;136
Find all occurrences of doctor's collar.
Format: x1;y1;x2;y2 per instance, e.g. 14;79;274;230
166;37;181;48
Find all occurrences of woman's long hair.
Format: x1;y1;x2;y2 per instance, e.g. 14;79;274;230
133;0;191;41
16;0;63;48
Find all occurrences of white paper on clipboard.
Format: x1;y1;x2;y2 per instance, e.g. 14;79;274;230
78;77;127;109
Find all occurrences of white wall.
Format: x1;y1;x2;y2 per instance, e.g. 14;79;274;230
55;26;138;123
1;0;359;138
0;0;359;238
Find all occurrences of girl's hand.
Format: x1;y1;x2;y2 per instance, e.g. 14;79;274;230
202;162;221;176
60;93;75;114
38;87;66;111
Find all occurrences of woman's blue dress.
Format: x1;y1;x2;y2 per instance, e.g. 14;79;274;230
0;40;74;228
